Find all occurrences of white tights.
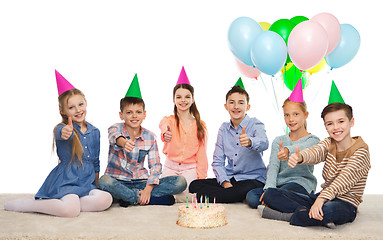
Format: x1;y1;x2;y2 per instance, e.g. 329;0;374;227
4;189;112;218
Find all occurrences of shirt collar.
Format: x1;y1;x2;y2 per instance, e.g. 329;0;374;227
228;114;249;131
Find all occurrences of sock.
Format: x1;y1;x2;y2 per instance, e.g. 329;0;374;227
257;205;265;216
119;199;130;208
261;206;293;222
148;195;175;206
325;222;336;229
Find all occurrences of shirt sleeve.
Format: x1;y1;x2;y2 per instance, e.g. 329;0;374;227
146;139;162;185
196;132;208;179
248;121;269;152
300;139;331;165
212;125;229;185
319;148;371;201
108;124;124;151
264;138;281;190
93;129;101;173
284;135;320;156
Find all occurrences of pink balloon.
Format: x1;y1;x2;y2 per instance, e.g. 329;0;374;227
311;12;341;55
235;59;260;79
287;20;328;71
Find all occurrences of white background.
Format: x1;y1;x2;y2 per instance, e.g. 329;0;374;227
0;1;381;194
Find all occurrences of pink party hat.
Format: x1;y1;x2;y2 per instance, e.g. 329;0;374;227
288;78;304;103
55;70;75;95
176;66;191;85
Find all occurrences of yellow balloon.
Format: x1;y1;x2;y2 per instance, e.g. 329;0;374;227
307;58;327;74
281;62;293;74
259;22;271;31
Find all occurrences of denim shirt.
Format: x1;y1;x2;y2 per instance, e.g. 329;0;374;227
55;122;100;172
212;115;268;185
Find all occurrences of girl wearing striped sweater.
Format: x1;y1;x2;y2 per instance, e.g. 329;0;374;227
259;103;370;228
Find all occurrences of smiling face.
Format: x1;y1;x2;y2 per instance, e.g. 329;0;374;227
283;101;308;132
119;103;146;131
61;94;87;125
225;92;250;125
324;109;354;144
173;87;194;112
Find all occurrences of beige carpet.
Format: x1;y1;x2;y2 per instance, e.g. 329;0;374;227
1;194;382;240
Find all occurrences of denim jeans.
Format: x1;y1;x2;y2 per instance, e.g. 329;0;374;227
98;175;187;205
263;188;357;227
246;182;309;209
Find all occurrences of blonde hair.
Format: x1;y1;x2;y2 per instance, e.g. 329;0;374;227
56;89;85;165
282;98;308;130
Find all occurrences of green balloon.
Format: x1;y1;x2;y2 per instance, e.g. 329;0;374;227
282;65;307;91
290;16;309;25
269;19;296;64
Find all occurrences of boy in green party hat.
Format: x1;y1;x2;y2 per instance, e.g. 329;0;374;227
260;80;371;229
98;74;187;207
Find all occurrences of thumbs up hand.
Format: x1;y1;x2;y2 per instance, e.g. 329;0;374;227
163;125;172;142
277;141;289;161
239;126;251;147
61;117;74;140
288;146;302;168
124;131;137;153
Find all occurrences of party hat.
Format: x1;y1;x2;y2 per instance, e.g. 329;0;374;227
328;80;345;104
55;70;75;95
176;66;191;85
125;74;142;99
288;78;304;103
234;77;245;89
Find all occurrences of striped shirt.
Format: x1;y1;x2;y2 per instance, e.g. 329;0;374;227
300;137;370;208
105;123;162;185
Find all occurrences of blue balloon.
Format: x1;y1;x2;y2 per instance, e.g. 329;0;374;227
228;17;263;66
325;24;361;69
250;31;287;76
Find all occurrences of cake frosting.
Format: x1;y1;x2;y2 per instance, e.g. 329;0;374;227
176;204;227;228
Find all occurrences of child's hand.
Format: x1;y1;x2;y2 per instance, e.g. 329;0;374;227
309;197;327;220
61;117;73;140
222;181;233;188
124;131;137;153
277;141;289;161
163;126;172;142
139;185;154;205
287;146;302;168
239;126;251;147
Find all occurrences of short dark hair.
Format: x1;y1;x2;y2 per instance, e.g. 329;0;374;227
120;97;145;112
321;103;353;120
226;86;250;103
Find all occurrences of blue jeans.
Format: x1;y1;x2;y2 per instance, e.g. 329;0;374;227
263;188;357;227
246;182;309;209
98;175;187;205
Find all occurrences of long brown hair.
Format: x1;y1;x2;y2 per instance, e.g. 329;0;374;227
282;98;308;130
173;84;206;143
57;88;85;165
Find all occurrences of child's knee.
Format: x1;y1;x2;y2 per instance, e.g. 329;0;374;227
58;205;81;218
175;176;187;192
246;188;263;209
262;188;278;203
98;175;115;189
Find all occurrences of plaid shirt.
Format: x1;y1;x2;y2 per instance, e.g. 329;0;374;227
105;123;162;185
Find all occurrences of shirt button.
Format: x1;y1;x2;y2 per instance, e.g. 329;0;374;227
236;132;238;135
87;155;90;157
237;143;239;145
85;146;88;149
84;137;86;139
234;164;236;167
179;163;181;165
235;154;237;156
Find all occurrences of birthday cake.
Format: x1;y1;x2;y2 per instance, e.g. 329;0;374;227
176;204;227;228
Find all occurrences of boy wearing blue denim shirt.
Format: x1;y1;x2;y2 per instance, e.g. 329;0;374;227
189;85;268;203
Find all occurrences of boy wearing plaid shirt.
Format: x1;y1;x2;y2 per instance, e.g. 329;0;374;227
98;75;187;207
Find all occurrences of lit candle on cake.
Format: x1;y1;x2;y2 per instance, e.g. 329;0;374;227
200;195;203;209
186;196;189;208
214;197;216;206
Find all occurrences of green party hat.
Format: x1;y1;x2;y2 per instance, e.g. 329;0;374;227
234;77;245;89
125;73;142;99
328;80;345;104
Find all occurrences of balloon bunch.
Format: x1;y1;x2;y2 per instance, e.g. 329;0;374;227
228;13;361;85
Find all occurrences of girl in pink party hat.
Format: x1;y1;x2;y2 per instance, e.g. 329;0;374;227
246;79;320;209
4;70;112;217
159;66;208;202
